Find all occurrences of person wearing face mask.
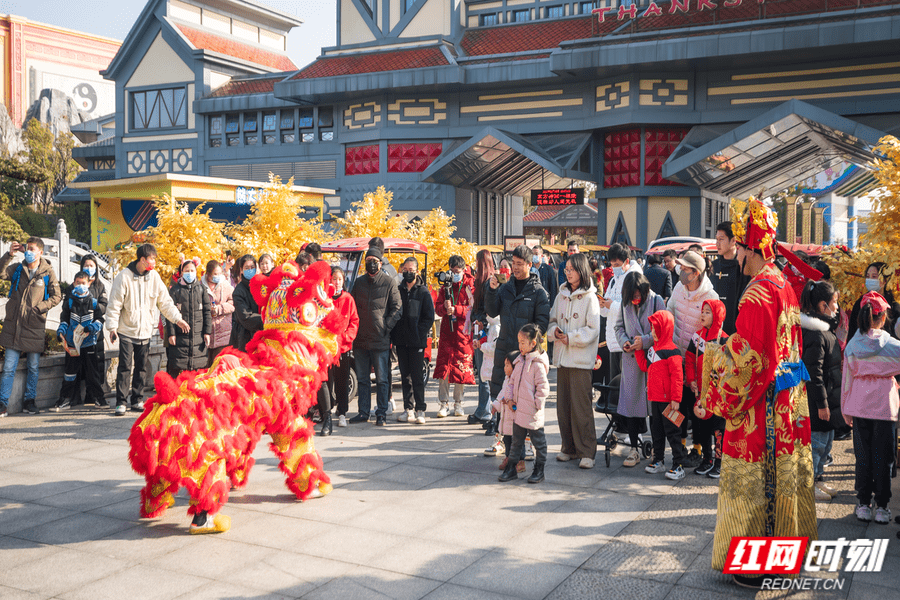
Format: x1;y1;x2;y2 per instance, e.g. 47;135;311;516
532;246;558;306
434;255;477;418
65;255;110;408
202;259;234;366
391;257;435;425
847;262;900;343
328;266;359;429
230;255;263;353
349;245;402;426
597;243;643;382
106;244;188;416
165;261;212;379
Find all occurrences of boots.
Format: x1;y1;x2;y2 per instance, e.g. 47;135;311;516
527;462;545;484
320;414;333;436
498;459;519;482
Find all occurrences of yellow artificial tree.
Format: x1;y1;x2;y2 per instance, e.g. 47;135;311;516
332;186;413;272
410;208;477;285
226;176;333;264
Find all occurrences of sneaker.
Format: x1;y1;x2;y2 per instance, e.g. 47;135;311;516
695;458;715;476
51;399;71;413
815;487;832;502
874;507;891;524
386;399;395;416
131;401;145;412
23;401;39;415
114;404;127;416
337;415;348;427
398;409;414;423
375;416;386;427
682;449;701;469
665;465;686;480
524;440;534;461
707;463;721;479
855;504;872;522
623;448;641;468
816;481;837;497
436;404;450;418
0;407;7;418
415;411;426;424
453;404;465;417
579;457;595;469
645;461;666;474
94;398;109;408
556;452;574;462
348;414;370;424
484;438;505;456
822;454;834;467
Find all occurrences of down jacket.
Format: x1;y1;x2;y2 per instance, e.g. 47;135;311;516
0;253;62;354
801;312;843;432
106;261;182;342
392;280;434;350
165;277;212;374
666;274;719;355
351;269;402;352
599;260;643;353
492;376;514;436
684;299;727;389
636;311;683;404
485;273;550;395
230;278;262;352
333;290;360;355
203;278;234;349
434;272;476;384
547;282;601;370
508;349;550;430
841;327;900;422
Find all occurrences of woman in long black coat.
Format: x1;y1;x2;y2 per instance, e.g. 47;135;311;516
166;260;212;378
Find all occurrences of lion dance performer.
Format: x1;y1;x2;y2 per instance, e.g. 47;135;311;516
698;198;817;588
128;261;343;534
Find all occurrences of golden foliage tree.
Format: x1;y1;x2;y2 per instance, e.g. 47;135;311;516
226;176;333;265
109;194;226;282
332;186;412;240
823;135;900;308
410;208;477;284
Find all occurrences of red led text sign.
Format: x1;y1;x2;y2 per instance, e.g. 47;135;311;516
531;188;585;207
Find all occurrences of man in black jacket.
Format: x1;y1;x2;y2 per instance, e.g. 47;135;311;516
710;221;746;335
532;246;558;306
486;245;550;397
392;257;435;425
349;247;402;426
643;253;673;301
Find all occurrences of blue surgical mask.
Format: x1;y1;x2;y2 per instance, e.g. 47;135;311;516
243;268;256;280
865;278;881;292
24;250;37;264
182;271;196;284
84;266;96;278
531;256;540;264
211;275;222;284
613;266;623;278
451;271;462;283
73;284;88;296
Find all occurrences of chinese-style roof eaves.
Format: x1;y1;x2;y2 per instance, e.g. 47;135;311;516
176;23;296;71
291;46;450;80
208;75;288;98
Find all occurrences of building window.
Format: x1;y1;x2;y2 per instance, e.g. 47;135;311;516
262;113;277;131
404;0;416;12
363;0;375;17
512;10;529;22
320;131;334;142
580;2;596;15
302;132;314;143
225;114;240;147
546;6;564;19
131;87;187;130
480;13;497;26
298;108;314;129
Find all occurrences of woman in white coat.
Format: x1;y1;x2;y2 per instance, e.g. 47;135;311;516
548;253;601;469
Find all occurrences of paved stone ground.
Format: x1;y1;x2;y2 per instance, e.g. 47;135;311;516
1;369;897;599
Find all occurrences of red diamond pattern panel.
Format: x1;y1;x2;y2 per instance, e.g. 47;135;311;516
603;130;641;188
387;143;442;173
644;129;688;186
345;145;379;176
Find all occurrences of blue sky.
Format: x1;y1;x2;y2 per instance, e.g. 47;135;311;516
0;0;337;70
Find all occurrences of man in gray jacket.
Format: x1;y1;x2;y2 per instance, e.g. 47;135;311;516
106;244;188;416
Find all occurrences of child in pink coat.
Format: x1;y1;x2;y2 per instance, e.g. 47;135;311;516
488;352;525;473
498;324;550;484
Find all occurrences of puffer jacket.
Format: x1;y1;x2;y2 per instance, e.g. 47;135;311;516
485;273;550;394
392;280;434;349
0;253;62;353
492;376;514;436
332;290;360;355
547;282;601;370
165;278;212;373
203;278;234;349
351;269;402;351
106;261;182;341
685;299;727;388
599;260;643;352
801;312;843;432
636;310;683;404
230;278;262;352
666;274;719;355
479;314;501;382
508;349;550;430
841;327;900;422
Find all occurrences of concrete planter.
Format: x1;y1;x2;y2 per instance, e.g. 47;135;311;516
3;344;167;414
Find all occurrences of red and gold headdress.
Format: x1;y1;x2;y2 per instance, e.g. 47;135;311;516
731;197;778;261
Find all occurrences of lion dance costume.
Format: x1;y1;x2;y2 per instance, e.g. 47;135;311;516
128;261;340;533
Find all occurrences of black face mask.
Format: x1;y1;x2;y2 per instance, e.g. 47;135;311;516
366;261;379;275
402;271;416;283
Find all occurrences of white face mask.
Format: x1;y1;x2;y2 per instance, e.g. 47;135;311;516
675;265;682;276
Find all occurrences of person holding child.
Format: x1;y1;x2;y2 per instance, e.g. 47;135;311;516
51;270;105;412
498;324;550;484
841;291;900;525
636;310;687;480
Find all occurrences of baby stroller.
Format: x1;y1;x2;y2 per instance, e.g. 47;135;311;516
593;374;653;467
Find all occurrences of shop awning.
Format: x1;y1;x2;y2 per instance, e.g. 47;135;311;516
662;100;887;199
422;127;592;196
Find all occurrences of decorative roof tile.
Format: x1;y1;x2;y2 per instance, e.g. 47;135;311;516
291;46;448;80
176;24;296;71
462;53;551;65
208;76;285;98
461;16;597;56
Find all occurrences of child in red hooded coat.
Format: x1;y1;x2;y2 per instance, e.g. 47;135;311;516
636;310;686;480
686;299;728;478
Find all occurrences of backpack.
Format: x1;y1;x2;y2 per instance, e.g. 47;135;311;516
9;263;49;302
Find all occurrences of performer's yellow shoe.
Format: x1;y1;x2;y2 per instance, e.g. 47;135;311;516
305;482;332;501
189;513;231;534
